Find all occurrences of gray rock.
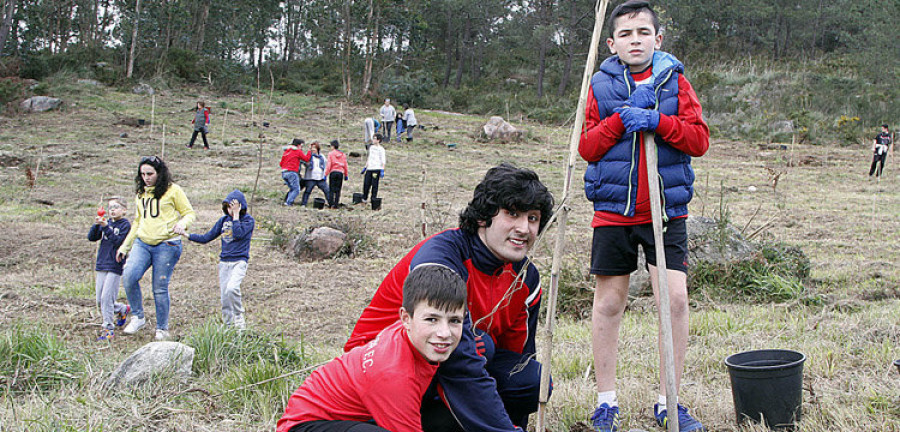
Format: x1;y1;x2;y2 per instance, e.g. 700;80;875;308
274;106;290;115
120;132;129;138
77;79;102;86
686;215;757;264
627;216;757;297
482;116;522;142
20;96;62;112
768;120;794;134
105;341;194;388
132;83;155;95
291;226;349;261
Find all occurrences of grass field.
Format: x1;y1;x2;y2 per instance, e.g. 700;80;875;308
0;83;897;431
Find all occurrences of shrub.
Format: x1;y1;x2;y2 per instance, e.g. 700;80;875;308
0;78;25;106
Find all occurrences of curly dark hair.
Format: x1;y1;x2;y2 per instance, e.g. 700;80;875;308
134;156;173;200
458;163;554;235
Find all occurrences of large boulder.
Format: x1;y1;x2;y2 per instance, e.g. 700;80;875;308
628;215;757;297
132;83;155;95
482;116;522;142
20;96;62;112
105;341;194;388
291;226;349;261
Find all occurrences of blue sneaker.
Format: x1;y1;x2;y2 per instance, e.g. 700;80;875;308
653;403;705;432
115;305;131;327
96;329;114;341
590;403;620;432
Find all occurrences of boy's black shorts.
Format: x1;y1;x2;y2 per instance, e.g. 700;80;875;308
590;217;688;276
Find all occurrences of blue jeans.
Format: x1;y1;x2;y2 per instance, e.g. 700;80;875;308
301;179;331;206
122;238;183;330
282;171;301;205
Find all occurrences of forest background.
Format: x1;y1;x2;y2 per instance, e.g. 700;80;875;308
1;0;898;143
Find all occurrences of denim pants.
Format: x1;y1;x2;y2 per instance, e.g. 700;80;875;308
95;271;128;330
217;260;247;325
301;179;331;206
122;238;183;330
282;171;301;205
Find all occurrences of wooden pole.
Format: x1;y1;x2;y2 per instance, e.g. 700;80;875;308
161;124;166;159
420;169;427;237
150;94;155;135
536;1;609;431
644;132;679;432
221;108;229;144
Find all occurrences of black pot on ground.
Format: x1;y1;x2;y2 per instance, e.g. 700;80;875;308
313;198;326;209
371;198;382;211
725;349;806;430
352;193;363;204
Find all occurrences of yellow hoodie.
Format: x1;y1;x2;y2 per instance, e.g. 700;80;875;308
118;184;196;253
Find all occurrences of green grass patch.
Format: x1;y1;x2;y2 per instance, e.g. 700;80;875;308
0;326;86;393
185;320;308;375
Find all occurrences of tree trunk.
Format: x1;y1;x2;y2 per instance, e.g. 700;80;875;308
362;0;378;97
195;0;210;52
126;0;141;78
341;0;353;98
0;0;16;57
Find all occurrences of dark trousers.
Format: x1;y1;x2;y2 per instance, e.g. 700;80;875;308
189;129;209;148
362;170;381;201
301;179;331;207
289;421;388;432
420;332;545;432
869;152;887;177
383;121;394;140
328;172;344;207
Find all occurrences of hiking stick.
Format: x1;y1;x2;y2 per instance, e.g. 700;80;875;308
536;1;609;431
644;131;679;432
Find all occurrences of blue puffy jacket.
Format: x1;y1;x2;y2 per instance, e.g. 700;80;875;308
584;51;696;220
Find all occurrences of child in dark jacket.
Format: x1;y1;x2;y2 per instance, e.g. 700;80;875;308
185;190;255;328
188;101;211;149
88;197;132;341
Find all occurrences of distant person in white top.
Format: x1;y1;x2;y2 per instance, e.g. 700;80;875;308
380;99;396;141
403;104;418;142
363;117;380;149
361;134;386;204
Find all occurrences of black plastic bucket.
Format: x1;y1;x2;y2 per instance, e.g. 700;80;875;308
352;193;363;204
313;198;326;209
371;197;382;211
894;359;900;375
725;349;805;429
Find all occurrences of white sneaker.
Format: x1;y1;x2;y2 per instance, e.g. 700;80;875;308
123;316;146;335
154;329;171;341
233;315;246;330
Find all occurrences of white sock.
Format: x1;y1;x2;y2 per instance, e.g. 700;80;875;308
657;395;667;414
597;391;618;408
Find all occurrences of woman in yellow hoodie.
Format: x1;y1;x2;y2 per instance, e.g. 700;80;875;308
116;156;195;341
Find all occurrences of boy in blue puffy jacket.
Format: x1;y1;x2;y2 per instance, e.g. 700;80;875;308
185;189;255;328
578;1;709;431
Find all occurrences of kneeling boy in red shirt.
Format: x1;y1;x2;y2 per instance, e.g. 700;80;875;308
277;265;467;432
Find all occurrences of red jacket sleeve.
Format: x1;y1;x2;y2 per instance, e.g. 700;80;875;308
655;75;709;157
579;86;626;163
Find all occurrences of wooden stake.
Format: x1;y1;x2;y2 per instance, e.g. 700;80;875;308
161;124;166;159
150;94;156;135
249;136;264;211
250;97;255;125
536;1;609;431
221;108;229;144
340;102;344;126
420;169;427;237
644;132;679;432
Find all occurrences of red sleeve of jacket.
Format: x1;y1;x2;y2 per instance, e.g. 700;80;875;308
655;75;709;157
299;149;312;163
579;86;626;163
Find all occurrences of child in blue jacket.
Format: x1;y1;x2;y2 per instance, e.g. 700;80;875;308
185;190;255;328
88;197;132;341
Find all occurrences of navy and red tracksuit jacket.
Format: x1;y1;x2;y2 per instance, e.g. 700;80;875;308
345;228;541;432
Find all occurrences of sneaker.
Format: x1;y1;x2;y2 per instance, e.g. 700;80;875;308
233;315;246;330
115;305;131;327
154;329;171;341
96;329;114;341
123;316;146;335
654;404;705;432
590;403;620;432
